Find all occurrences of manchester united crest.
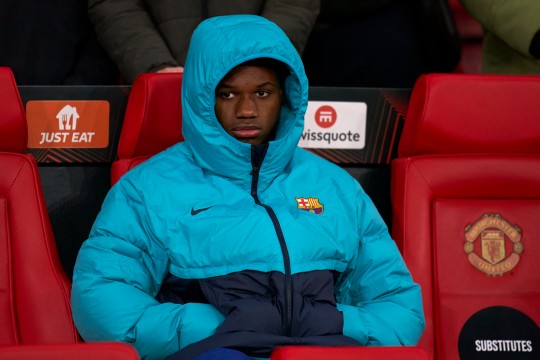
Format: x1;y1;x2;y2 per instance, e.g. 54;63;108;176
464;214;524;276
295;197;324;215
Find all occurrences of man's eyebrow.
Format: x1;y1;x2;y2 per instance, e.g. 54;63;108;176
216;83;234;89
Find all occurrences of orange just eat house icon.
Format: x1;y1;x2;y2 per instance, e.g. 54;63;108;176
26;100;109;148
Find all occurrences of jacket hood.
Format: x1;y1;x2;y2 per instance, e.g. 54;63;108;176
181;15;308;189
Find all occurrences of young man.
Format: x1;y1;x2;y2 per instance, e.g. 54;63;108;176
71;15;425;360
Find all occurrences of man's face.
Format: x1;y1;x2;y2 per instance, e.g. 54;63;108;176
215;65;283;145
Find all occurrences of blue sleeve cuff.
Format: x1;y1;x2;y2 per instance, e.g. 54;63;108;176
337;303;369;345
179;303;225;348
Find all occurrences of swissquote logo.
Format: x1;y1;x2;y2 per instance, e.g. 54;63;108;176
26;100;109;148
464;214;524;276
315;105;336;128
299;101;366;149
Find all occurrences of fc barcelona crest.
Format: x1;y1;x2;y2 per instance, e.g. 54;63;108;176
464;214;524;276
295;197;324;215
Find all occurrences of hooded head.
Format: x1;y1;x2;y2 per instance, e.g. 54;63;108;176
181;15;308;188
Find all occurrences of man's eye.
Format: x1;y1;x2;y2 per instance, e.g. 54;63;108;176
256;90;269;97
220;92;235;99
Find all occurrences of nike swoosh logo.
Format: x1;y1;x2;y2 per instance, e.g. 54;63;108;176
190;206;212;216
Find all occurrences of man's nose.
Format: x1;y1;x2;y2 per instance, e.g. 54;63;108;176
236;95;257;118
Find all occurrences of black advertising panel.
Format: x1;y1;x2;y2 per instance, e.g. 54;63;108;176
19;86;410;165
19;86;130;163
306;87;410;165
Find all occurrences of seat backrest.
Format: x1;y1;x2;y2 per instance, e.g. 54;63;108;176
0;68;27;153
0;67;80;345
111;73;183;185
391;74;540;359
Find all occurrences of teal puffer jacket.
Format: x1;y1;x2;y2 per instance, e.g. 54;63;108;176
71;15;425;360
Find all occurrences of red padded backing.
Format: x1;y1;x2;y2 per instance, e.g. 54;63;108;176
270;346;430;360
112;73;184;185
433;199;540;359
0;198;17;344
118;73;183;159
0;153;79;345
391;155;540;360
111;156;154;185
399;74;540;157
0;67;27;153
0;342;140;359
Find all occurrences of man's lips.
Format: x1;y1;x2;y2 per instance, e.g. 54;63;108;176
231;126;261;139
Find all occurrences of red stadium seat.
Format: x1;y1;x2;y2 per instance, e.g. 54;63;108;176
0;67;79;345
0;67;139;358
270;346;430;360
0;342;140;359
111;73;183;185
391;74;540;359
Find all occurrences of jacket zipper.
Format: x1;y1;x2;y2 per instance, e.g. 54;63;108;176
250;145;293;337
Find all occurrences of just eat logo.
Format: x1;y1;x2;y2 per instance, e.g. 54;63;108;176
26;101;109;148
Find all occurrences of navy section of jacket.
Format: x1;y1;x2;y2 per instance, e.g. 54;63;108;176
71;15;425;360
164;270;361;359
